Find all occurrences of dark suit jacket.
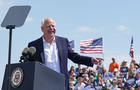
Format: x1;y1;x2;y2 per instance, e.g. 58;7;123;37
28;36;93;90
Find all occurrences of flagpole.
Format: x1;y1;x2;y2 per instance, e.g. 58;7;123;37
102;37;104;61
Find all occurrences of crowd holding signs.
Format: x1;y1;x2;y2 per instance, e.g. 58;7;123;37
68;59;140;90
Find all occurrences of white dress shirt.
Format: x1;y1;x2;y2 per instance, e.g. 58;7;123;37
43;37;60;73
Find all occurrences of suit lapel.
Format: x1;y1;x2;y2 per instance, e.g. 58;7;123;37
55;36;62;65
38;37;45;63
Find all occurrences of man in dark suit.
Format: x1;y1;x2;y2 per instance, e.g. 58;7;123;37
28;18;103;90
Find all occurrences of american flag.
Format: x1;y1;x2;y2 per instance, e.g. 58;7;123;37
69;40;75;51
80;37;103;54
129;37;134;58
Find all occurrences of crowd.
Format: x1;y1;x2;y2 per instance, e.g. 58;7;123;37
68;58;140;90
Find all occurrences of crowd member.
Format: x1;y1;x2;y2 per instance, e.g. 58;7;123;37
77;69;83;77
82;74;89;84
92;69;98;80
131;59;136;65
103;71;110;80
128;66;137;79
88;69;94;76
134;63;139;70
69;81;75;90
77;67;88;78
113;68;119;78
135;69;140;89
103;78;112;89
120;60;129;79
70;72;77;84
117;78;124;89
96;73;104;88
88;76;96;88
74;77;85;90
84;80;92;89
111;78;119;90
109;57;119;73
118;72;126;86
75;64;81;76
68;66;75;75
96;60;105;75
128;62;135;78
84;76;96;89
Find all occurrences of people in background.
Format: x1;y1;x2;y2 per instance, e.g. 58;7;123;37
109;57;119;73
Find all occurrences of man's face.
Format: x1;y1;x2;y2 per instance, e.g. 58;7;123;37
78;77;83;83
89;77;94;82
41;19;56;38
112;58;115;62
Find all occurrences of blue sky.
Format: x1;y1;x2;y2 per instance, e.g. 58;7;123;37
0;0;140;88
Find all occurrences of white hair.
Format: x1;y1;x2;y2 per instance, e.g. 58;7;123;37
41;18;56;26
41;19;45;26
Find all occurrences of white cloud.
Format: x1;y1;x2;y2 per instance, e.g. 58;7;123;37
25;17;33;22
77;26;98;33
117;25;129;32
0;0;4;6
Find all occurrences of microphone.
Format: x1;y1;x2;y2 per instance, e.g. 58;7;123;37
28;46;36;57
22;47;29;56
19;46;36;63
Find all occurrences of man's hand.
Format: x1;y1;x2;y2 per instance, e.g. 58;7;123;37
91;57;104;65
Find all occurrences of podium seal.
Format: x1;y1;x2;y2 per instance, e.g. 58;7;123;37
11;67;24;88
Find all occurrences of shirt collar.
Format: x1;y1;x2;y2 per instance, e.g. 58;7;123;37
42;36;56;45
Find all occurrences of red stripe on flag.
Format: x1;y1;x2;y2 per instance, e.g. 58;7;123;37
80;49;103;51
80;52;103;54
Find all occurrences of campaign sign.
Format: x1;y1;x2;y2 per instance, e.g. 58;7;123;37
136;68;140;73
136;79;140;87
117;76;125;80
126;78;135;85
120;67;128;73
95;86;103;90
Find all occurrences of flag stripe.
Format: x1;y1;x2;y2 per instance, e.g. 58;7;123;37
80;49;103;51
81;52;103;54
80;46;102;49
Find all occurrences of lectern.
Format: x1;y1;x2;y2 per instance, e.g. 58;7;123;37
2;62;65;90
